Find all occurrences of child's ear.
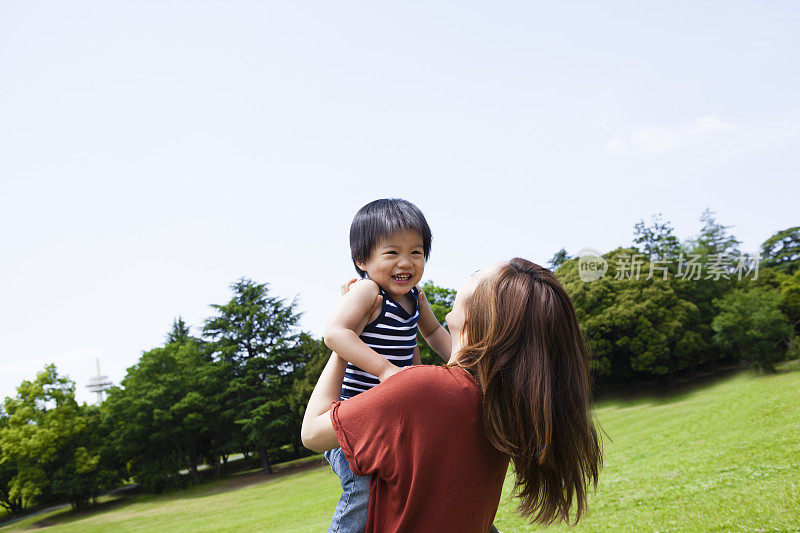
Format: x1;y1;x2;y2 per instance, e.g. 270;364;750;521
356;260;368;273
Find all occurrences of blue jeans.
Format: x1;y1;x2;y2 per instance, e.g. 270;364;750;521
324;447;370;533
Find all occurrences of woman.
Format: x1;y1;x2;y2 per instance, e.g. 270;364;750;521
302;258;602;531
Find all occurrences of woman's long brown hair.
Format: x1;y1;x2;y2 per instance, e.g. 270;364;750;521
453;258;602;526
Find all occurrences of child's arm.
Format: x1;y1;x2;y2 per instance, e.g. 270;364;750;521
324;279;401;382
416;289;452;362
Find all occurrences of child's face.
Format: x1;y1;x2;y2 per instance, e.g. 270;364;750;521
357;229;425;299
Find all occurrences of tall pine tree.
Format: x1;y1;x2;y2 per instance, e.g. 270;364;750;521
203;279;302;475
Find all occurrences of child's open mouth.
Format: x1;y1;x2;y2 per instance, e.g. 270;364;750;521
392;274;412;281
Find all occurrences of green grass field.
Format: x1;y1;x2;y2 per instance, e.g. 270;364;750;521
3;367;799;532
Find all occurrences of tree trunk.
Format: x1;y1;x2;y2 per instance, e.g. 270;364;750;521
211;454;221;477
258;445;273;475
667;346;677;390
186;449;199;480
1;497;24;515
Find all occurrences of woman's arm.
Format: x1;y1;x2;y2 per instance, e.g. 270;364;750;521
417;289;452;362
300;352;345;452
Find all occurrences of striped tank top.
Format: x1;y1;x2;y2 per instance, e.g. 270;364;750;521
340;286;419;400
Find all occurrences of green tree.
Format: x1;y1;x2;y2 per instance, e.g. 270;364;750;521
633;213;681;260
778;269;800;332
50;404;122;510
417;281;456;365
0;405;24;515
0;365;79;509
761;227;800;275
166;316;195;345
548;248;572;270
203;278;302;475
675;209;743;370
746;264;800;334
0;460;23;515
712;289;794;372
558;248;706;387
694;208;742;258
0;366;120;511
105;339;220;492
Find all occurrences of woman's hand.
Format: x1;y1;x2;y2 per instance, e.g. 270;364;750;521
341;278;382;335
340;278;359;296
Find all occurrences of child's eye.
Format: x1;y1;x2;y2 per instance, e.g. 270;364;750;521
385;251;398;255
412;251;422;255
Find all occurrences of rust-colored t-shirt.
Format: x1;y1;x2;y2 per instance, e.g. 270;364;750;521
330;365;509;533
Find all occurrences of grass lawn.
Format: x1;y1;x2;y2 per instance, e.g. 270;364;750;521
495;367;800;532
3;367;799;532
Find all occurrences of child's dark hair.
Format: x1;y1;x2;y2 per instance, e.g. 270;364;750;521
350;198;432;278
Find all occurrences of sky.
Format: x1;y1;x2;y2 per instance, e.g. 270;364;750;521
1;1;798;404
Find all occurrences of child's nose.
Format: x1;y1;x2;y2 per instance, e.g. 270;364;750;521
397;255;413;267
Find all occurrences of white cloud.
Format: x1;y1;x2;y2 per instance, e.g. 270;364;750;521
607;116;737;153
689;116;736;133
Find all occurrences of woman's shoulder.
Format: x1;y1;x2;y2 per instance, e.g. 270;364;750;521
395;364;475;380
387;365;481;399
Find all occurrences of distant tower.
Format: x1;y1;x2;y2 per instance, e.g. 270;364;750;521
87;358;112;404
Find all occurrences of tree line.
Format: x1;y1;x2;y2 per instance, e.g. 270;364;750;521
553;210;799;384
1;210;797;516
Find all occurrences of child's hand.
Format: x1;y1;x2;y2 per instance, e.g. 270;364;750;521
417;286;429;307
377;364;405;382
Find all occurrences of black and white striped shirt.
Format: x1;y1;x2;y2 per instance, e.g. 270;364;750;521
340;286;419;400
